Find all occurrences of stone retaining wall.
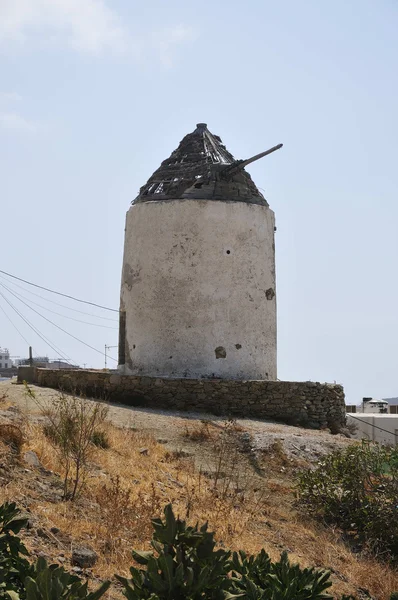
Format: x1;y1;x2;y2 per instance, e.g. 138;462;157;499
33;369;346;429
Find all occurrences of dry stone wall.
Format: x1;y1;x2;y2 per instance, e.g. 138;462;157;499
34;369;346;429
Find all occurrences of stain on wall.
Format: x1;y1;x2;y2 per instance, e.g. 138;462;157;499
215;346;227;359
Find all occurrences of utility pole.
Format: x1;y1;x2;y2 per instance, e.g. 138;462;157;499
104;344;117;369
29;346;33;367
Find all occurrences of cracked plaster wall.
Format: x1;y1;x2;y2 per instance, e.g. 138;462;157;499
119;199;276;380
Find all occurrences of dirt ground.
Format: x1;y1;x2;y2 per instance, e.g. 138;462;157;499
1;378;396;599
0;379;353;469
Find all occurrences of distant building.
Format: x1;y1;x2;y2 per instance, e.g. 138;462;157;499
362;398;389;414
50;360;79;369
16;356;50;367
0;348;13;370
346;397;397;415
16;356;79;369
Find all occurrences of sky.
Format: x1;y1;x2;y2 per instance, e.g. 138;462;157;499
1;0;397;403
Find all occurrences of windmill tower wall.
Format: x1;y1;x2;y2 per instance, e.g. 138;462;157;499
119;123;279;381
120;199;276;380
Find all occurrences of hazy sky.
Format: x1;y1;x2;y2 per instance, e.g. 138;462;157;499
1;0;397;403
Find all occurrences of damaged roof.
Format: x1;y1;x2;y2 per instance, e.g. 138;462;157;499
133;123;281;206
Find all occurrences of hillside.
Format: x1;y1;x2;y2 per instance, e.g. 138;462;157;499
0;379;397;599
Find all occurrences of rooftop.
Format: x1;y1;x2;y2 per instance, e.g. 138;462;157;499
133;123;282;206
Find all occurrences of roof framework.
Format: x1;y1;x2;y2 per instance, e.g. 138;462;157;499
133;123;280;206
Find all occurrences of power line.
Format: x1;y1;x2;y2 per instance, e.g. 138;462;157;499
0;282;118;330
0;275;118;322
0;298;31;347
0;283;117;363
0;289;74;363
348;413;398;438
0;269;119;313
0;290;72;363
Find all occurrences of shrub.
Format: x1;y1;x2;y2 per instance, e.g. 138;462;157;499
116;503;231;600
230;549;340;600
90;429;110;449
0;502;31;598
297;441;398;562
116;503;355;600
23;557;110;600
31;388;108;500
95;476;133;553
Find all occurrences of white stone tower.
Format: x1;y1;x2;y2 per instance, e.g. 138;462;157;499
119;123;281;380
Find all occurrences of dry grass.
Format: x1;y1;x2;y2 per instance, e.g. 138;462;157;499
0;390;396;598
0;423;24;454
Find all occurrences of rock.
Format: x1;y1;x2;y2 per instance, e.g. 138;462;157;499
50;526;60;535
338;427;352;438
24;451;43;469
72;566;83;574
37;527;49;539
71;547;98;568
139;448;149;456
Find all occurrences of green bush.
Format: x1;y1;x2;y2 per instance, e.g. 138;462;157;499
115;504;230;600
297;441;398;562
0;502;32;598
116;504;356;600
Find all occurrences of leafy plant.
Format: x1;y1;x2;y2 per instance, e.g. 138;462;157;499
117;504;354;600
0;502;31;599
230;549;334;599
22;557;110;600
297;441;398;562
116;504;231;600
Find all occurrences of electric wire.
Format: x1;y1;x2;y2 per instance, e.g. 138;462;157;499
0;298;31;347
347;412;398;438
0;290;72;363
0;289;74;363
0;275;118;322
0;269;118;313
0;283;117;363
0;282;118;330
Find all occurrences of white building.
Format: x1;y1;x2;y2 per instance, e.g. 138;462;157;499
0;348;13;370
347;414;398;445
119;123;282;380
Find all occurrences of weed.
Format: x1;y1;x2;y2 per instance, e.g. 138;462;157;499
91;429;110;449
183;421;212;442
29;385;108;500
95;475;133;553
0;424;24;454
